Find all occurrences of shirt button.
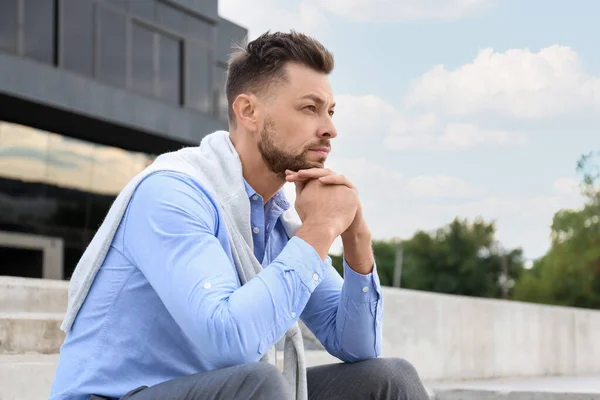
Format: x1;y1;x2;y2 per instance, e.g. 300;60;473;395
291;312;297;318
204;283;212;289
252;227;260;234
362;286;369;293
312;273;319;281
252;195;259;201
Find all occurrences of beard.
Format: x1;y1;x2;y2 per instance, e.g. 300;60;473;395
258;117;329;179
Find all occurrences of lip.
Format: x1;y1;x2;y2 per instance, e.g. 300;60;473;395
309;147;330;158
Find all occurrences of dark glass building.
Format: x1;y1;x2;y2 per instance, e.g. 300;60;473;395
0;0;247;280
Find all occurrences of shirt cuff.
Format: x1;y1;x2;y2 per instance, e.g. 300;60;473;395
275;236;327;292
342;258;381;303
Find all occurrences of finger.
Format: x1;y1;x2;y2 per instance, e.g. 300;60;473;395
295;168;335;179
318;175;354;188
285;174;312;183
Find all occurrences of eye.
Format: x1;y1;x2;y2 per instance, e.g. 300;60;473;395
305;105;317;113
328;110;335;117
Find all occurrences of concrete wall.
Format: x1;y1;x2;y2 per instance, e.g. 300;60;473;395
381;287;600;381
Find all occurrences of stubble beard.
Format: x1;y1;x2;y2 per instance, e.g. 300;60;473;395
258;117;327;179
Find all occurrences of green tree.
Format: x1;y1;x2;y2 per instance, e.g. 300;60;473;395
331;239;417;287
331;217;524;299
513;152;600;308
400;218;524;298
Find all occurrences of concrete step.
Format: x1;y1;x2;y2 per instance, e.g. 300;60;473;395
0;312;65;354
429;375;600;399
2;352;599;400
0;354;58;400
0;276;68;313
431;390;600;399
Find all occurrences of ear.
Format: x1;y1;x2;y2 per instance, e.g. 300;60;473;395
232;94;261;133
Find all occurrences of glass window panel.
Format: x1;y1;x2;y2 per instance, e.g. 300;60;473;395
130;152;152;176
158;34;180;104
129;0;155;20
0;246;43;278
105;0;128;10
214;65;228;120
131;23;155;96
0;0;18;54
90;145;135;196
97;5;127;87
0;122;50;236
184;15;213;43
45;133;90;232
61;0;94;76
0;122;49;183
88;145;145;231
23;0;55;64
156;2;184;34
45;134;94;193
63;246;84;280
185;41;212;113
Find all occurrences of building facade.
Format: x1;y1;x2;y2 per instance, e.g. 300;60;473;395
0;0;247;280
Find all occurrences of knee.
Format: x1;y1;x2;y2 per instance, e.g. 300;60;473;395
376;358;420;380
238;362;291;399
366;358;428;399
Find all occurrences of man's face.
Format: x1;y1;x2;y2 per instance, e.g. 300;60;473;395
257;62;337;178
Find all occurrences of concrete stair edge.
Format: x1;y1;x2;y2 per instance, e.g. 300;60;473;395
0;312;65;355
0;276;68;314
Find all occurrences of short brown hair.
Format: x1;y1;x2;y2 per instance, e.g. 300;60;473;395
226;30;335;125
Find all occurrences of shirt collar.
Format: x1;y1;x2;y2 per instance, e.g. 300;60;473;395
243;179;290;211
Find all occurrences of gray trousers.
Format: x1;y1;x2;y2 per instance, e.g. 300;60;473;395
120;358;430;400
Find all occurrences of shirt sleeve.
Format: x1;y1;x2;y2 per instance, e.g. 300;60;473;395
300;256;383;362
122;171;328;369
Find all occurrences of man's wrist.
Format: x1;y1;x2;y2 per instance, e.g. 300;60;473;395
341;224;374;275
341;215;370;241
295;220;337;260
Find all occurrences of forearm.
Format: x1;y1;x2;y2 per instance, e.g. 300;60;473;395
335;260;383;360
341;219;374;274
138;236;326;369
187;237;326;367
301;258;383;363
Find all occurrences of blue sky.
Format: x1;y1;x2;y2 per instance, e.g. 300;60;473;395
220;0;599;261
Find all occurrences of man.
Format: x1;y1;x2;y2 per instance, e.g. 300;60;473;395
49;31;429;400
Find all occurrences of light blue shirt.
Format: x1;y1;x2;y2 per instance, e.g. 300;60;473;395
50;171;383;400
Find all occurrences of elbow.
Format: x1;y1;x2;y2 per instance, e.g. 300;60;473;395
336;347;380;364
324;332;381;364
200;303;263;368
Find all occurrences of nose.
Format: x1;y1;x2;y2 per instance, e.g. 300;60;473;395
318;116;338;139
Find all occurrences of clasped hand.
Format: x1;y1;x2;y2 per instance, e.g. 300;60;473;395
285;168;364;238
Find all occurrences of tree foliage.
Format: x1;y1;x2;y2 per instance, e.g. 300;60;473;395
513;151;600;308
332;217;525;299
332;151;599;308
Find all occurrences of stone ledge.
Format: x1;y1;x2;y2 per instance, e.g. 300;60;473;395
0;276;68;313
0;312;65;354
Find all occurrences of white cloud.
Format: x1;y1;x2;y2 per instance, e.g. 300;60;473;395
219;0;328;39
281;156;587;259
333;94;525;151
386;119;526;150
427;192;587;257
553;177;580;195
282;155;482;253
404;174;481;198
406;45;600;119
311;0;497;22
332;95;397;142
